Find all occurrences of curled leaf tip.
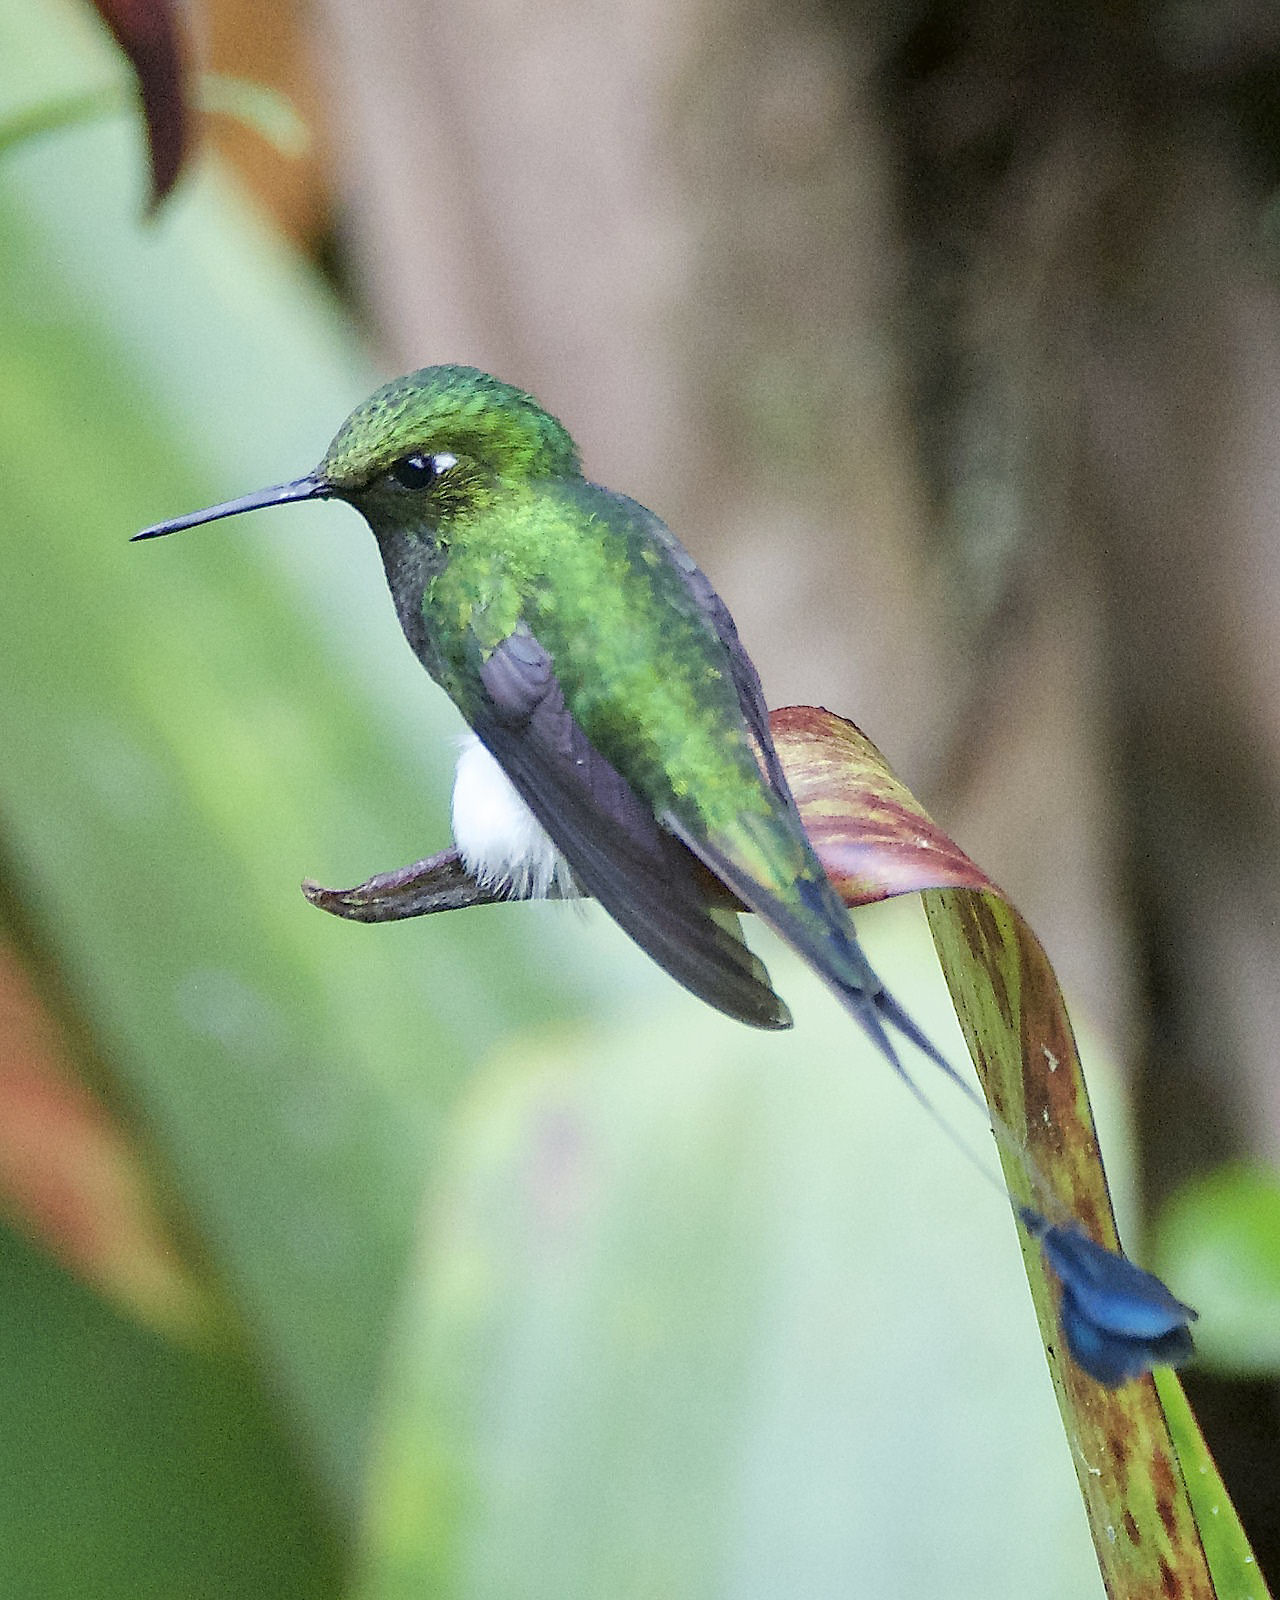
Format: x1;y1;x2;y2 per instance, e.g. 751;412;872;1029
303;849;511;922
768;705;997;906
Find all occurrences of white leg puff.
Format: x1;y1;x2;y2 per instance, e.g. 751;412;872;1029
451;732;576;900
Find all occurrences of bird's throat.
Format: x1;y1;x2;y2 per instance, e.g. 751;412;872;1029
373;522;446;664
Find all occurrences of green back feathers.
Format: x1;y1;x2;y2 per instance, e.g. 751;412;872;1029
319;366;581;490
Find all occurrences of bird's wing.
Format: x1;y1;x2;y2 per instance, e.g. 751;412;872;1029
470;626;792;1030
633;506;987;1105
631;503;794;804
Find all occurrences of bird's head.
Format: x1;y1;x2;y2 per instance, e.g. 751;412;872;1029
133;365;581;543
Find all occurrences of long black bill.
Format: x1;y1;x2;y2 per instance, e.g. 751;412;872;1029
132;476;327;541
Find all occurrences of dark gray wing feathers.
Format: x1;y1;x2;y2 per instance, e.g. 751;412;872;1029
475;630;791;1030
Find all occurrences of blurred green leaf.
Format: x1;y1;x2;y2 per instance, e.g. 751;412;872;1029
0;74;306;175
0;0;587;1526
0;936;213;1339
199;73;310;158
0;1219;342;1600
0;84;121;158
1157;1165;1280;1376
1156;1369;1272;1600
356;929;1104;1600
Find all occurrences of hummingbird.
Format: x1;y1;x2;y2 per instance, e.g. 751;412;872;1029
135;363;970;1097
135;365;1198;1384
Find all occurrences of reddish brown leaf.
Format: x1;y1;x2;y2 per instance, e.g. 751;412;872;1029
90;0;192;207
770;705;996;903
0;941;210;1336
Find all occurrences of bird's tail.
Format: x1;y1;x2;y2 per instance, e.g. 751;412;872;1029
662;813;1200;1385
715;849;1019;1198
788;872;993;1125
763;876;1203;1386
663;811;986;1117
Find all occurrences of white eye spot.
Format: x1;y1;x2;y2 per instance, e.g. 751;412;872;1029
432;452;458;474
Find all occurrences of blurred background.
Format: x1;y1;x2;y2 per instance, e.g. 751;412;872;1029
2;0;1279;1594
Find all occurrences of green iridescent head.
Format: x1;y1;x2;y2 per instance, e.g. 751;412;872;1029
133;365;581;543
319;365;580;490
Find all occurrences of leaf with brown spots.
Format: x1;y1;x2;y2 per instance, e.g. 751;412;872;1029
771;705;1265;1600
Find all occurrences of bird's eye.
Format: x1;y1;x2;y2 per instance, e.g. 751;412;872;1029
389;451;457;490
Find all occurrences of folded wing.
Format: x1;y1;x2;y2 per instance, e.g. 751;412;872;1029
472;627;792;1030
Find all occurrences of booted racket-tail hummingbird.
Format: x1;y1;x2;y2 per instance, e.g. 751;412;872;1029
135;365;1197;1385
135;364;964;1089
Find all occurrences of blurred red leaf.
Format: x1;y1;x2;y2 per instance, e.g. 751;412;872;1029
770;705;1261;1600
90;0;191;207
0;941;210;1336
